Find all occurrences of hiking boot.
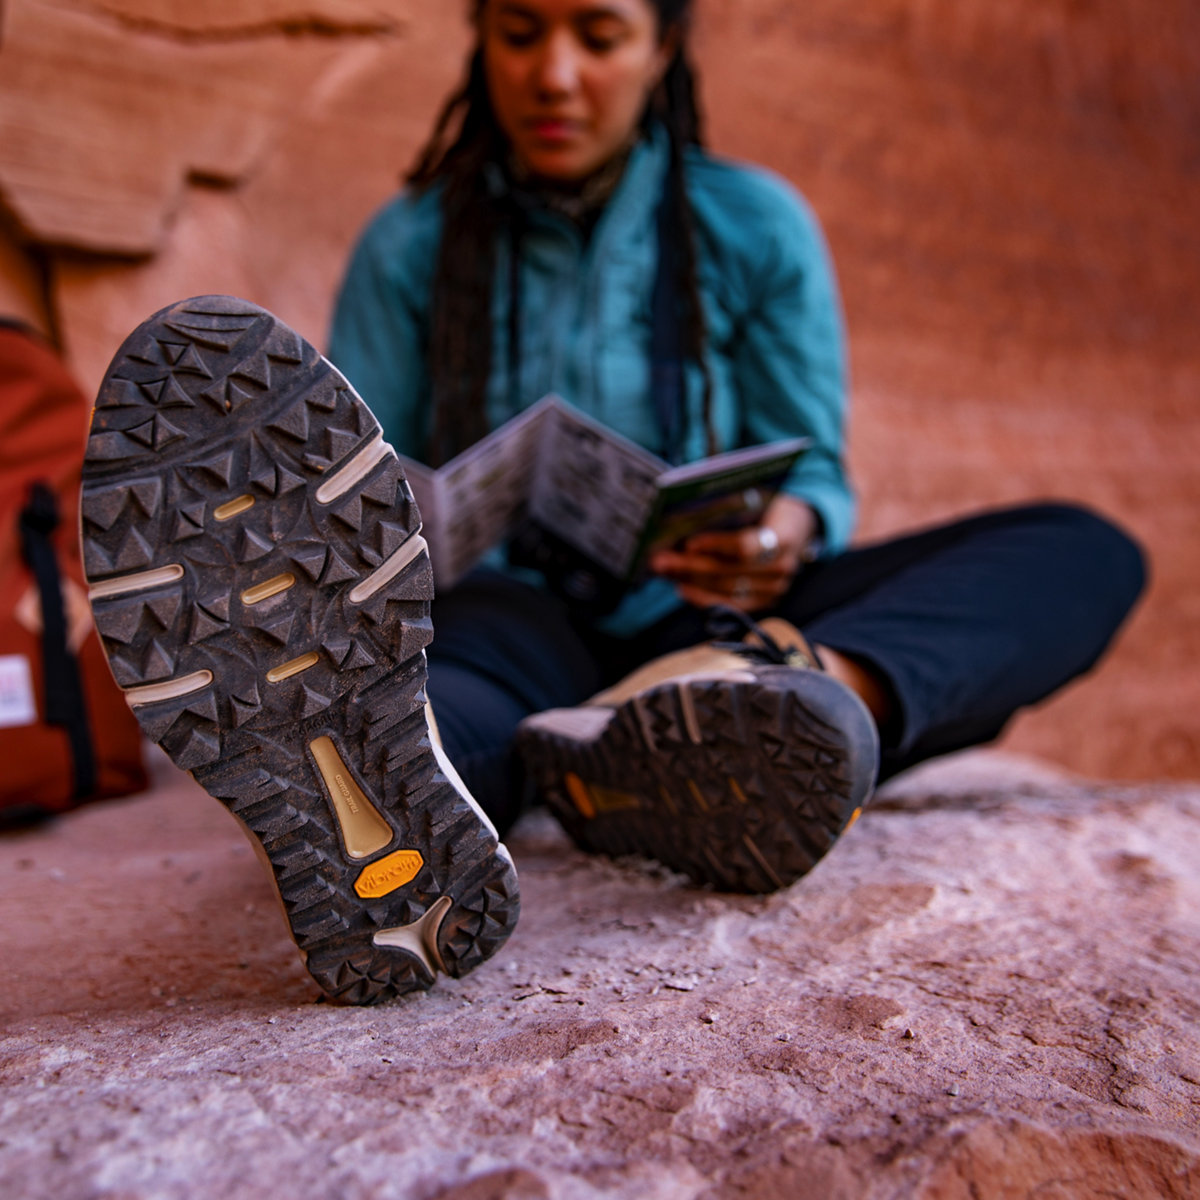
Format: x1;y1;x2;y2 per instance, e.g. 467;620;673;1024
517;611;878;893
80;295;519;1004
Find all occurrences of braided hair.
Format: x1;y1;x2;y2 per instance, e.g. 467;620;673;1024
409;0;714;466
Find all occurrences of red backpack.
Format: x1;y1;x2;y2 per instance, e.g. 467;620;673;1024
0;320;146;823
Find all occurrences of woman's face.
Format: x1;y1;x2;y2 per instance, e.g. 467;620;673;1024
480;0;674;183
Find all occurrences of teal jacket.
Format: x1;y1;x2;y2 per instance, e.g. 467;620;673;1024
329;130;855;635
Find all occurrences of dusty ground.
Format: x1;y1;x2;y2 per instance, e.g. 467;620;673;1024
2;748;1198;1199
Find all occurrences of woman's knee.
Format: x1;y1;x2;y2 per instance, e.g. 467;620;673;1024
1021;501;1148;616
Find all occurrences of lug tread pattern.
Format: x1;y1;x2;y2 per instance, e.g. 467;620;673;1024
519;668;878;894
82;295;519;1003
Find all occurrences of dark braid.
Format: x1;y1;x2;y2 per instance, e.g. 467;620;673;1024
408;0;714;465
407;46;505;466
657;44;717;456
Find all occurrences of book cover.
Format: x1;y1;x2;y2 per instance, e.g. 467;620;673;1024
400;395;809;590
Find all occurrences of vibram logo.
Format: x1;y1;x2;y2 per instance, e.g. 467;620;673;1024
564;772;640;817
564;772;595;819
354;849;425;899
843;806;863;833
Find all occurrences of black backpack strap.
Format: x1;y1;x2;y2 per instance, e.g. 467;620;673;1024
18;482;97;799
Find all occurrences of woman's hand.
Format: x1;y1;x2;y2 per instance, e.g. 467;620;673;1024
648;494;819;613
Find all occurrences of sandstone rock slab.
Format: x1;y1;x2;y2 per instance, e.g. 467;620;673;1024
1;749;1197;1197
0;218;48;332
0;1;391;254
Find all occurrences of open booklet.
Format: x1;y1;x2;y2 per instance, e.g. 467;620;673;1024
399;394;810;590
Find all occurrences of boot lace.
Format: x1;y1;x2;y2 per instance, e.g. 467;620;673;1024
704;605;819;669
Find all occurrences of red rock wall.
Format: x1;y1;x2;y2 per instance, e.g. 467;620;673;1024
2;0;1197;779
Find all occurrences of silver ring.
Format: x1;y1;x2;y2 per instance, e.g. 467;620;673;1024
755;526;780;564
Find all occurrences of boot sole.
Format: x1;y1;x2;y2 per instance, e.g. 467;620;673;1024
518;668;878;893
81;295;519;1003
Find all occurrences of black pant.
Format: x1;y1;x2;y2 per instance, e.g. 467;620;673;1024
426;502;1146;832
